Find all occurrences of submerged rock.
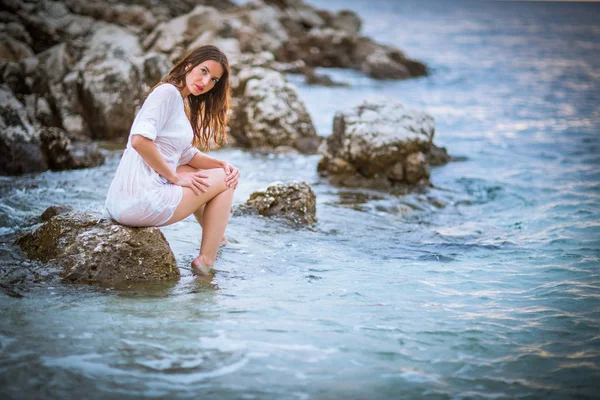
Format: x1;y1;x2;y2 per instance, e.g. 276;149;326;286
235;180;317;226
318;99;449;189
16;212;180;284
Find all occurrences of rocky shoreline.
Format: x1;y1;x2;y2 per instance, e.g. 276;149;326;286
1;0;454;289
1;0;431;169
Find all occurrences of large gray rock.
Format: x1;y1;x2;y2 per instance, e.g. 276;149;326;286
228;68;321;153
76;24;171;140
318;99;447;188
16;212;180;284
0;84;48;175
236;180;317;226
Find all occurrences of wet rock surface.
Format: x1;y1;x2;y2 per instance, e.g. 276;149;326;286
318;99;449;189
235;180;317;226
16;212;180;284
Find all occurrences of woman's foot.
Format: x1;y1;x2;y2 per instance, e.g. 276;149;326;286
191;254;213;276
220;235;229;247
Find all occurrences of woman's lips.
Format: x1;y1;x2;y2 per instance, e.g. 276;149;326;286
195;84;204;92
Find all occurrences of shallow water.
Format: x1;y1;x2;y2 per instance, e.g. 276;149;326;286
1;0;599;398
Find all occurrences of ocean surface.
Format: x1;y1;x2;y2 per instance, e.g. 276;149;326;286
1;0;599;398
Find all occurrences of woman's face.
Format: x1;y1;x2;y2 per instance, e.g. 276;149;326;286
185;60;225;96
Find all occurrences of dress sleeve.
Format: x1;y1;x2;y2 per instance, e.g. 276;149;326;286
178;144;201;166
129;84;180;141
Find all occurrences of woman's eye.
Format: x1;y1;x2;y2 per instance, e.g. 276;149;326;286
202;69;207;74
212;78;218;83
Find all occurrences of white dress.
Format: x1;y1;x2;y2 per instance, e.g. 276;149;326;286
105;83;200;227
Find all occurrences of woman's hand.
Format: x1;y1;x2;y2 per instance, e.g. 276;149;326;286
172;170;211;196
222;162;240;189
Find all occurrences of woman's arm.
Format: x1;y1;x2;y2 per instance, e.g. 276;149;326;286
187;152;225;170
131;135;210;194
131;134;178;182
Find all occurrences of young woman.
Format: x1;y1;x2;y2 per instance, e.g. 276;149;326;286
105;45;239;275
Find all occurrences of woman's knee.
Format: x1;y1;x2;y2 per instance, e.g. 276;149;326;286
205;168;228;192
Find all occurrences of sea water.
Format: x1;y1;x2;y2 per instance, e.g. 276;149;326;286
0;0;598;398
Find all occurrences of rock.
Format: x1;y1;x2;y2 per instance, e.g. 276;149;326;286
0;21;33;46
63;0;157;33
228;68;321;153
39;127;105;170
360;48;411;80
276;23;427;80
236;180;316;226
14;0;97;54
145;5;228;56
132;51;172;91
1;60;28;94
36;43;72;86
426;144;452;166
0;84;48;175
76;23;145;140
16;212;180;284
0;33;34;62
24;94;58;127
318;99;441;188
303;67;349;87
332;10;362;34
41;205;73;221
239;2;288;53
404;152;429;184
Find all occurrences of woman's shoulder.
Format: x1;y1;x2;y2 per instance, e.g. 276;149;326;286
151;83;182;98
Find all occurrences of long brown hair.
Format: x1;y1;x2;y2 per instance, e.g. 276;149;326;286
156;45;231;150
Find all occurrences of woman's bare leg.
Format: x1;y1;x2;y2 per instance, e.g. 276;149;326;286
194;205;228;246
178;165;228;246
193;187;235;271
161;167;235;274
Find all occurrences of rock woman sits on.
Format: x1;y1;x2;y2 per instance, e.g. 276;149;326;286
105;45;239;275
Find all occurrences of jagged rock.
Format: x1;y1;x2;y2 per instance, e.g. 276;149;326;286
0;84;48;175
133;51;172;91
331;10;362;34
36;43;72;85
303;67;349;87
63;0;157;33
41;205;73;221
39;127;105;170
24;94;58;127
0;21;33;46
235;180;316;226
404;151;429;185
426;144;452;166
1;60;28;94
0;33;34;62
272;1;426;80
76;23;145;140
16;212;180;284
228;68;321;153
318;99;448;189
145;5;229;57
14;0;97;54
